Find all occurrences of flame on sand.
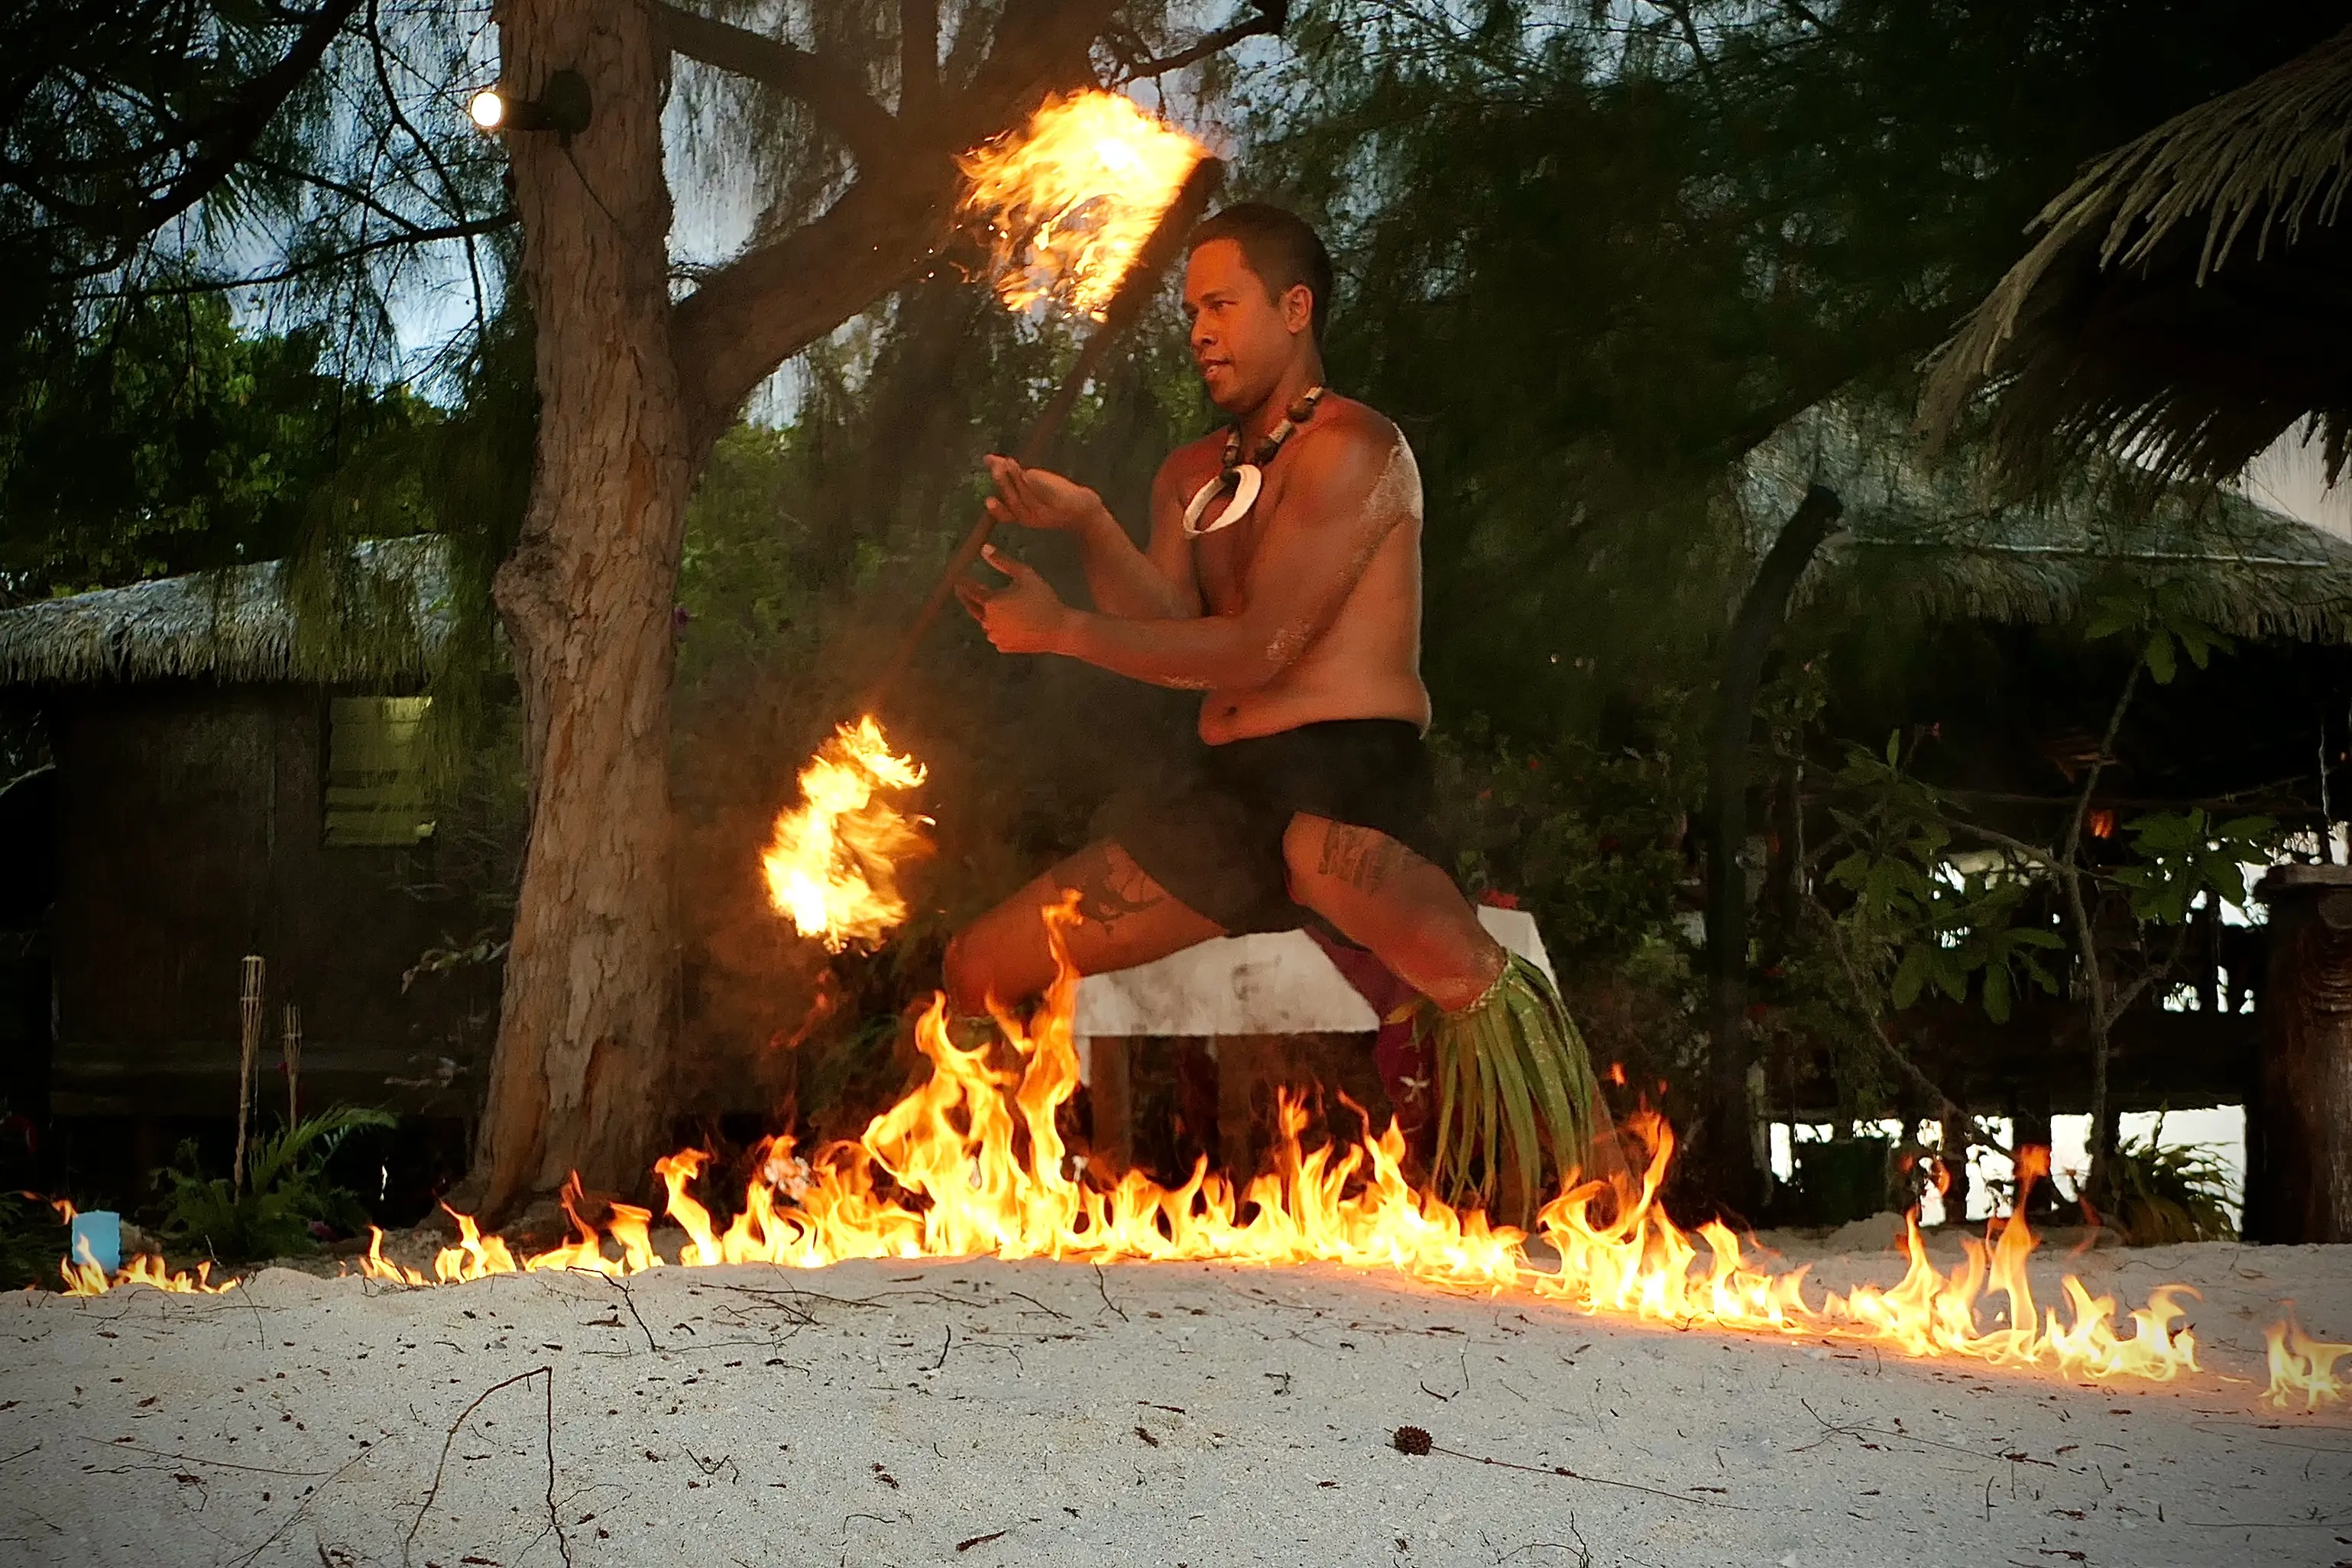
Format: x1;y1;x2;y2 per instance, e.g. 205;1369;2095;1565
321;901;2334;1409
2265;1315;2352;1409
957;91;1207;318
50;905;2343;1413
50;1200;223;1296
760;715;928;951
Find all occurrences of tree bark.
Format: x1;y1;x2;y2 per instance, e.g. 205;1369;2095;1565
1702;484;1840;1218
468;0;693;1216
2249;864;2352;1243
2069;659;2141;1193
452;0;1247;1219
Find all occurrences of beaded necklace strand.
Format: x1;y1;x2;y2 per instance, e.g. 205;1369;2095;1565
1181;384;1327;538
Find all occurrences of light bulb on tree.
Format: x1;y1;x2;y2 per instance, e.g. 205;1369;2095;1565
462;71;591;141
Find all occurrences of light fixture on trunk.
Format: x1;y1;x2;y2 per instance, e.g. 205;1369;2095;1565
467;69;592;143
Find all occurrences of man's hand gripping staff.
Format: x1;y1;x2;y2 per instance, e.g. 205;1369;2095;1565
957;543;1071;656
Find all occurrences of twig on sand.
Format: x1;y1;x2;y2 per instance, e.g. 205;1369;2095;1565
1494;1528;1592;1566
580;1271;662;1353
403;1366;569;1568
78;1437;334;1476
1092;1265;1128;1323
1389;1427;1747;1511
685;1447;739;1483
955;1528;1010;1551
1795;1398;2006;1464
224;1450;374;1568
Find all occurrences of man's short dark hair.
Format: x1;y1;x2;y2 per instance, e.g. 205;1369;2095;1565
1187;202;1334;348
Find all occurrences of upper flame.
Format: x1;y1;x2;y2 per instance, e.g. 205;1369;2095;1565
760;715;930;951
957;91;1207;318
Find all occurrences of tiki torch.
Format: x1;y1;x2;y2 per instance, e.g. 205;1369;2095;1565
762;96;1222;954
861;151;1226;711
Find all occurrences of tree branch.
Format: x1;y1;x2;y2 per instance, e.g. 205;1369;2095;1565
653;2;904;165
670;0;1126;439
1813;894;1967;1124
900;0;938;116
77;212;517;298
1116;0;1288;82
1939;819;2062;875
364;0;490;335
118;0;365;236
1658;0;1725;110
937;0;1121;147
2062;659;2143;1028
2109;920;2195;1023
669;171;957;446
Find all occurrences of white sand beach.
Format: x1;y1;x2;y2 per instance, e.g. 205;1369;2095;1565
4;1235;2347;1568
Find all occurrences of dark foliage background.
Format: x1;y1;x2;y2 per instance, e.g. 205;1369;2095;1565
7;0;2350;1218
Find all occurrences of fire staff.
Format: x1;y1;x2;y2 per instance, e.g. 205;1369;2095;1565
951;203;1605;1203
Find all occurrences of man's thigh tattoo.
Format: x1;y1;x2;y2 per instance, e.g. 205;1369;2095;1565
1063;844;1168;929
1317;822;1408;895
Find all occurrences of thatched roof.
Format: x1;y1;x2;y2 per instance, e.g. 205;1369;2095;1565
1919;24;2352;491
0;536;458;688
1749;402;2352;643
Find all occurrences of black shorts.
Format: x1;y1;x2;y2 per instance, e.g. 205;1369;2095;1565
1105;718;1450;935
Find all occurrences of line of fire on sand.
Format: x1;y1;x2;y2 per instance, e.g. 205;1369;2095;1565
50;905;2352;1414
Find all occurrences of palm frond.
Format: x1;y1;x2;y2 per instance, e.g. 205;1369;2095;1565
1919;24;2352;491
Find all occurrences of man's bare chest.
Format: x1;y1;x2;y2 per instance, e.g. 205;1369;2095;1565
1189;473;1294;613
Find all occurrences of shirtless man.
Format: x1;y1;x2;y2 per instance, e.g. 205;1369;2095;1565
950;205;1598;1197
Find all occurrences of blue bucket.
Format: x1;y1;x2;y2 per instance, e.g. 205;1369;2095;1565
68;1210;121;1275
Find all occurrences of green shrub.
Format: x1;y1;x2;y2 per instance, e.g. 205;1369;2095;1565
154;1106;397;1264
0;1191;66;1290
2098;1117;2237;1245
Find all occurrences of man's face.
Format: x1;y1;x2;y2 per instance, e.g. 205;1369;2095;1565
1183;238;1312;413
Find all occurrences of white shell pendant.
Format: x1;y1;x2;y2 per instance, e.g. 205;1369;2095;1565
1181;464;1262;537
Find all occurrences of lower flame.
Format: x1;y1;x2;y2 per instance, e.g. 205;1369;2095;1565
52;906;2346;1411
760;715;929;951
2266;1315;2352;1409
50;1201;222;1296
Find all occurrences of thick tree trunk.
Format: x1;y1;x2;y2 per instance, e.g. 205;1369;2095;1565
1702;484;1841;1218
2248;864;2352;1243
441;0;1216;1221
468;0;693;1216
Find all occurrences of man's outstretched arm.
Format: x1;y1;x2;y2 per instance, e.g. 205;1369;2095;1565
963;426;1403;689
983;455;1200;621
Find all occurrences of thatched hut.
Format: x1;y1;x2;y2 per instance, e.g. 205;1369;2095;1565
1909;31;2352;1239
1734;403;2352;1211
1918;22;2352;494
0;538;494;1205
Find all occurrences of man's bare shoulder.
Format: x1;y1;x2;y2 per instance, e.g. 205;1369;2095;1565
1286;395;1403;478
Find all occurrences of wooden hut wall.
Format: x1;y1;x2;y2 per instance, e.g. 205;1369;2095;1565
44;682;491;1122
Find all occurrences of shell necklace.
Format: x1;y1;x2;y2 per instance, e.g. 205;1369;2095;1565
1181;384;1326;538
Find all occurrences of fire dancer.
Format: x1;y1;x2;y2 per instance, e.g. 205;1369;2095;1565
951;203;1605;1202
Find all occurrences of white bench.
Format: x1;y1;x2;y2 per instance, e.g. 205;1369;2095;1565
1074;907;1557;1174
